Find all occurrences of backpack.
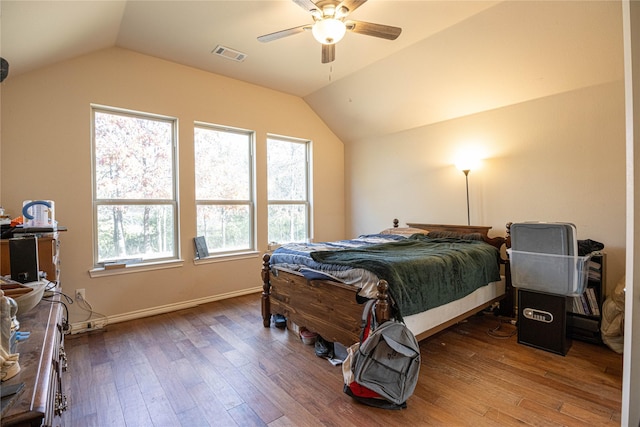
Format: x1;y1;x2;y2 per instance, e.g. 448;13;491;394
342;299;421;409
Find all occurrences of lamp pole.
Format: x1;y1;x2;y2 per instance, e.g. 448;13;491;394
463;169;470;226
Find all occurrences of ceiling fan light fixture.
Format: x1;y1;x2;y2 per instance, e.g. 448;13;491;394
258;0;403;63
312;19;346;45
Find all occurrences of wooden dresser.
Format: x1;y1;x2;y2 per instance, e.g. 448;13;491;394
1;290;68;426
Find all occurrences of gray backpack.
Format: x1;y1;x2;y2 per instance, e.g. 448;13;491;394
346;300;421;407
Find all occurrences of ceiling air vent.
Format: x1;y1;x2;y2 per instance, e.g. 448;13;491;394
212;45;247;62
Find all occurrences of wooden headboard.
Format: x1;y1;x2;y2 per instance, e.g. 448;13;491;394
393;218;491;237
392;219;505;250
405;222;492;238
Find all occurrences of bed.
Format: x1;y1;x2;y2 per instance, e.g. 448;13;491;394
260;220;510;345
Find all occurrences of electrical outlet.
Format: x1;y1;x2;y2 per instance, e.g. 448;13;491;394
69;318;108;334
75;288;85;301
92;319;106;330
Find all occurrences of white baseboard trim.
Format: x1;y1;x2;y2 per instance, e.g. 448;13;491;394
69;286;262;334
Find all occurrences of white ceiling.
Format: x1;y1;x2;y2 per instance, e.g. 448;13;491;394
0;1;624;143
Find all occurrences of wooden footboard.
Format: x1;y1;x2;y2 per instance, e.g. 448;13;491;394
261;253;391;345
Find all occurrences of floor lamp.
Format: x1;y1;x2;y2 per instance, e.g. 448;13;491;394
462;169;470;226
455;159;475;226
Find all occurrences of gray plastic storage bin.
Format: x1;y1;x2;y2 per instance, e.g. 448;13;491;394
509;222;587;296
508;249;590;296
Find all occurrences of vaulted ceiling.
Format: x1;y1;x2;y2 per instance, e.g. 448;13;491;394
0;1;623;144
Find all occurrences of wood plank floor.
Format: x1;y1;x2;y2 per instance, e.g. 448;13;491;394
62;293;623;426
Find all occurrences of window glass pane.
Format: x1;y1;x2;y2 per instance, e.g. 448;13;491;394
96;204;175;261
195;127;250;200
268;204;307;243
93;107;178;266
197;205;250;252
94;111;173;200
267;139;306;201
194;124;254;255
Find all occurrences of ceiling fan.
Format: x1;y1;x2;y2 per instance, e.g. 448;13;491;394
257;0;402;64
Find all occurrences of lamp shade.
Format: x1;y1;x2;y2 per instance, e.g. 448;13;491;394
455;156;479;172
312;19;346;45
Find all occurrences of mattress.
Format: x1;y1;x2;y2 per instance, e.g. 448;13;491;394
404;278;505;338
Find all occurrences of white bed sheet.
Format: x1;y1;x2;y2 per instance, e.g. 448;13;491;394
404;276;506;338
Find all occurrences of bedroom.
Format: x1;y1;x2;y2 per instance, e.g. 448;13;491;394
0;0;638;425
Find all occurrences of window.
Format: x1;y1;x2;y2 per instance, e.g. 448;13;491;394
267;135;311;244
194;123;255;255
92;106;178;266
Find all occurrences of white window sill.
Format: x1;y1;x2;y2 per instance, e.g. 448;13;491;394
89;259;184;278
193;250;260;265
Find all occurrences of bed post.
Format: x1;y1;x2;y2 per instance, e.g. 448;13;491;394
497;222;515;318
375;279;392;323
261;253;272;327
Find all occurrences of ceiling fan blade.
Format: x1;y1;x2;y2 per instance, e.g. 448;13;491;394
322;44;335;64
346;20;402;40
338;0;367;14
258;25;310;43
293;0;319;12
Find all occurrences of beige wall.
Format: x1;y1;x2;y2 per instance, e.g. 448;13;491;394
0;47;345;323
346;80;626;295
0;44;627;320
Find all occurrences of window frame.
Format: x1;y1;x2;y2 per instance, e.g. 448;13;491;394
266;134;312;244
194;122;256;257
91;105;180;269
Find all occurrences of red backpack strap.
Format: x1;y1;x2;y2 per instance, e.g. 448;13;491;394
359;299;377;343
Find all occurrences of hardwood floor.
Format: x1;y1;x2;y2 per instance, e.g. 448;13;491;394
62;293;622;426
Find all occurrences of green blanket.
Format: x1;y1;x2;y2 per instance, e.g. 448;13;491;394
310;236;501;317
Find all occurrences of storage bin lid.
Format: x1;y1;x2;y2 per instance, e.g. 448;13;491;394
511;222;577;256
